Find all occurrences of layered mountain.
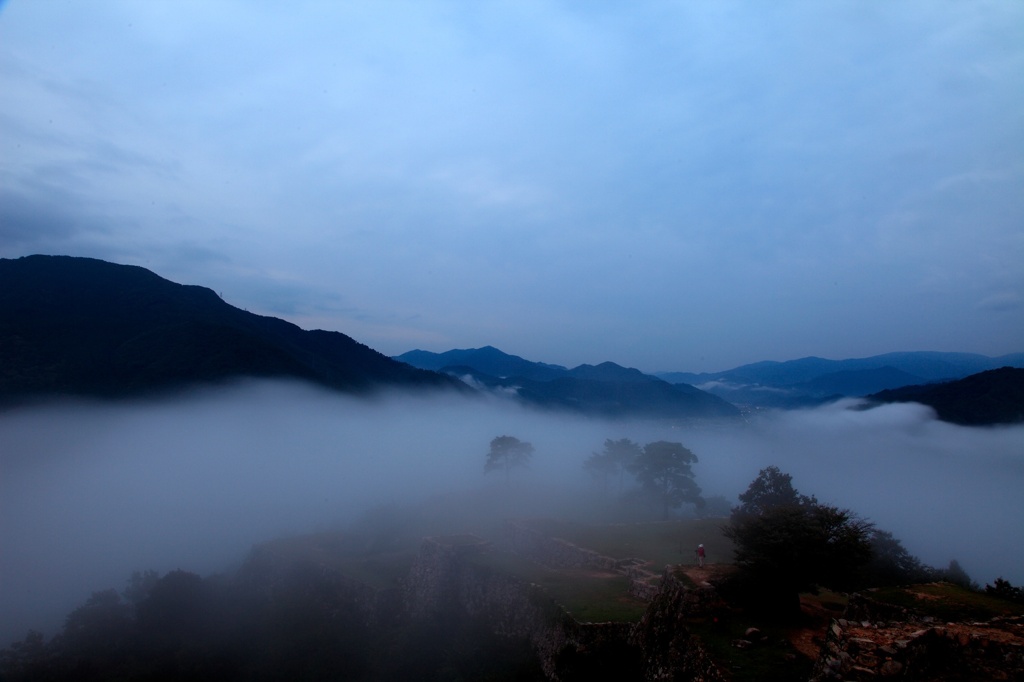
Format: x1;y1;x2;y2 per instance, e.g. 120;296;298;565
657;352;1024;408
397;345;567;382
394;348;739;420
866;367;1024;426
0;255;460;405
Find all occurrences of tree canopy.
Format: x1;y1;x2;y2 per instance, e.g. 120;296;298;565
484;435;534;483
583;438;641;494
627;441;704;519
733;465;816;516
724;466;873;615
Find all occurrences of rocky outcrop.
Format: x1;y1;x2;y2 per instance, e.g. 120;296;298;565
810;595;1024;681
630;571;729;682
405;535;636;680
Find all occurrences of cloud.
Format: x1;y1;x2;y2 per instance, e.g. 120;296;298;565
977;291;1022;312
0;2;1022;369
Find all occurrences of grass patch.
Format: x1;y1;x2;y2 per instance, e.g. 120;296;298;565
520;517;734;568
470;548;649;623
870;582;1024;622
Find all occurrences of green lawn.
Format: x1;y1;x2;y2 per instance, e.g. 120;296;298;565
470;547;649;623
518;517;735;568
869;582;1024;622
267;517;734;624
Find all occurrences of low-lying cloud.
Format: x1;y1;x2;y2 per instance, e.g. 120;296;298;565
1;383;1021;644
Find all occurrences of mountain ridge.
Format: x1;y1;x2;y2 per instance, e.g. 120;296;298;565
0;255;461;404
866;366;1024;426
394;347;739;419
399;346;1024;423
654;351;1024;409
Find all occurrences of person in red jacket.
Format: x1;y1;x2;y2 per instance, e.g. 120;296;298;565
696;544;706;568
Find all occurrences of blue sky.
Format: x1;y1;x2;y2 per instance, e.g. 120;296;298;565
1;1;1021;372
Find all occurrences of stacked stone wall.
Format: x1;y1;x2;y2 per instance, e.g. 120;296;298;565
810;612;1024;680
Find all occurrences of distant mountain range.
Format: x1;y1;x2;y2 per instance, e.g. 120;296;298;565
656;352;1024;409
397;347;1024;425
0;255;460;405
394;346;739;420
5;255;1020;425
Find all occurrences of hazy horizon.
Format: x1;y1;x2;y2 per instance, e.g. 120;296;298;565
2;381;1021;645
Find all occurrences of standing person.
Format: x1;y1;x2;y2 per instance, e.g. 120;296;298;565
696;544;706;568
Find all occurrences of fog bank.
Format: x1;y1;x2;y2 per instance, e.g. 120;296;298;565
1;383;1021;644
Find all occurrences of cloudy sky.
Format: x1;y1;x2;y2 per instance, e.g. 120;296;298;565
1;1;1021;372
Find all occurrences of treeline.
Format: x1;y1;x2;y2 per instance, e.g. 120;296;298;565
719;465;1013;616
484;435;708;520
582;439;704;519
0;563;541;682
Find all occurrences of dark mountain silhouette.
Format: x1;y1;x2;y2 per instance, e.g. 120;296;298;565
866;367;1024;426
0;255;461;405
566;362;656;383
396;347;739;420
657;352;1024;408
395;346;566;381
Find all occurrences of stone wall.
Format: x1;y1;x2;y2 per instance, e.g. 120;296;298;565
810;600;1024;681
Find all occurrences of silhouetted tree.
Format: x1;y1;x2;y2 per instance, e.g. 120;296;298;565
62;589;133;653
123;568;160;605
940;559;978;591
862;529;934;587
627;441;703;519
0;630;46;681
733;465;816;515
484;435;534;484
583;438;641;494
985;577;1024;604
724;467;873;616
135;569;211;654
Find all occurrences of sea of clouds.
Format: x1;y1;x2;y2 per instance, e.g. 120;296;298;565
2;381;1021;644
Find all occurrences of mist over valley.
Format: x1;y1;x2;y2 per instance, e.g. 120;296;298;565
2;381;1021;646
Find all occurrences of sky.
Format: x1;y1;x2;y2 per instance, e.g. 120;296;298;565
1;1;1022;373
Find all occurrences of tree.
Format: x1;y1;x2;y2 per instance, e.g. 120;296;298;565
627;441;704;519
55;588;133;667
583;438;641;494
940;559;978;591
724;468;873;616
484;435;534;483
985;577;1024;604
862;529;934;587
734;465;816;516
123;569;161;605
